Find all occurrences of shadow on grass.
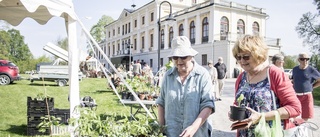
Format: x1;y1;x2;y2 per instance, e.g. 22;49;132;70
28;83;60;87
95;89;114;93
2;124;28;136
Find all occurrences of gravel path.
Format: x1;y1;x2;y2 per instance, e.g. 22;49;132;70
208;78;320;136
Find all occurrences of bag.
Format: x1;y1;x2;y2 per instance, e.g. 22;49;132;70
254;111;283;137
254;113;271;137
283;121;319;137
81;96;96;108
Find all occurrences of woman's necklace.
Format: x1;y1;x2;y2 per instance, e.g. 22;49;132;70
247;71;261;83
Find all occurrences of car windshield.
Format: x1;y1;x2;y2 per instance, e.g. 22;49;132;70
284;69;291;72
8;62;17;67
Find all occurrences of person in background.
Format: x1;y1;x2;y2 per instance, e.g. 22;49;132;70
230;35;301;136
208;60;218;100
156;36;215;137
132;59;142;76
214;57;227;101
292;52;320;121
272;54;284;70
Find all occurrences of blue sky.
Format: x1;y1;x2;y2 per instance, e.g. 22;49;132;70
14;0;317;58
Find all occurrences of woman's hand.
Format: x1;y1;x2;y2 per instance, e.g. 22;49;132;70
179;125;197;137
238;107;261;129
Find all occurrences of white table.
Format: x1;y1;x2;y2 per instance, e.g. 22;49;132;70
120;99;157;120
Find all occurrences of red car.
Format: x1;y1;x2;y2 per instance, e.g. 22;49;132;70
0;60;20;85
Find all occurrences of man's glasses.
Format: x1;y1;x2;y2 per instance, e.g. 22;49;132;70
172;56;188;60
236;55;250;61
299;58;310;61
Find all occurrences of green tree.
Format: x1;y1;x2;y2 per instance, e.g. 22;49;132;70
0;30;10;59
7;29;33;61
296;0;320;54
90;15;114;43
310;54;320;70
284;55;298;69
88;15;114;55
56;37;68;51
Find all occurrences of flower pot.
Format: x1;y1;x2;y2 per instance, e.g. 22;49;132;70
230;106;246;120
139;93;146;100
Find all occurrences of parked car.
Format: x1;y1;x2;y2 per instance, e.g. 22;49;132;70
0;60;20;85
284;69;292;79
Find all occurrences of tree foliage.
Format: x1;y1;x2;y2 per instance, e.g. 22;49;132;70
283;55;298;69
296;0;320;54
56;37;68;51
0;28;53;73
88;15;114;55
90;15;114;43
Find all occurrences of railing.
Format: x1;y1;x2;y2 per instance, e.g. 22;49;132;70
172;0;265;18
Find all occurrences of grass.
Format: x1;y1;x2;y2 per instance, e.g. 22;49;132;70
313;88;320;106
0;74;156;137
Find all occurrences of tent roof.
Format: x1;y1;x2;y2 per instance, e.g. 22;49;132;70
0;0;77;26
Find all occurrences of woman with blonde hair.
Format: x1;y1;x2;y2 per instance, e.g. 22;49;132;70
229;35;301;136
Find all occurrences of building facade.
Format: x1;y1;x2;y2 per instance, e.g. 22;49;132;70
100;0;281;78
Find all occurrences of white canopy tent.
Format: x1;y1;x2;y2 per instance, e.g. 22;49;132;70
0;0;79;135
0;0;155;135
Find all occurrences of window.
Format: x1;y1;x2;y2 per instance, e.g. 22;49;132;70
252;22;260;35
122;25;124;35
142;36;145;49
202;54;207;65
118;43;120;52
150;59;153;68
134;39;137;50
113;29;115;36
161;29;164;49
192;0;197;4
134;20;137;27
108;46;110;56
142;16;145;25
108;31;110;38
118;27;120;34
220;16;229;40
169;27;173;48
125;24;127;34
179;24;184;36
151;12;154;21
128;23;131;33
112;45;115;55
150;34;154;47
190;21;195;44
202;17;209;43
160;58;163;68
237;19;245;35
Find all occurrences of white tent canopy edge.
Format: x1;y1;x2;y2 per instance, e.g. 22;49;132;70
0;0;155;134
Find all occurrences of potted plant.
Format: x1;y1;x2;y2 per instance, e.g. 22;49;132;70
230;94;247;120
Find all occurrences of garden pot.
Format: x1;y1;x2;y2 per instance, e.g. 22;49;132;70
230;106;246;120
139;93;146;100
121;92;127;99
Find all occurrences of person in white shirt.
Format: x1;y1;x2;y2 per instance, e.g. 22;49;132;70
208;60;218;99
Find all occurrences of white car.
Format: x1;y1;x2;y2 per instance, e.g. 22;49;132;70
284;69;292;79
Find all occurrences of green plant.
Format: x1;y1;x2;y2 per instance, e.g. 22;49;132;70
37;115;61;134
69;107;166;137
36;93;51;100
237;94;245;106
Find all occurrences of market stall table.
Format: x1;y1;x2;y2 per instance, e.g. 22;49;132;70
120;99;157;120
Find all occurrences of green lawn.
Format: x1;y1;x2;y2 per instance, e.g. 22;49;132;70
313;88;320;106
0;75;154;137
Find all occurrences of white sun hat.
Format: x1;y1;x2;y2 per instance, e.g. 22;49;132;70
167;36;198;57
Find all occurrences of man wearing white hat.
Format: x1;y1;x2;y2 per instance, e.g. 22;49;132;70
156;36;215;137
